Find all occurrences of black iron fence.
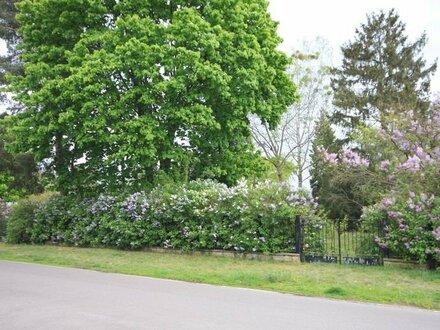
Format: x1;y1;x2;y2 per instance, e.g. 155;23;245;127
299;218;383;266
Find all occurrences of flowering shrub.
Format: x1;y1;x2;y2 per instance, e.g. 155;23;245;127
0;199;12;239
320;147;370;167
362;193;440;266
322;103;440;267
6;180;322;253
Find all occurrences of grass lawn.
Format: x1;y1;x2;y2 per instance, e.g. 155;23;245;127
0;243;439;310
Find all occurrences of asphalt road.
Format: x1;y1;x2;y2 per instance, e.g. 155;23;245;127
0;261;438;330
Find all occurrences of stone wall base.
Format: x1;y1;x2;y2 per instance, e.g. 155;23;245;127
383;258;424;269
144;247;300;263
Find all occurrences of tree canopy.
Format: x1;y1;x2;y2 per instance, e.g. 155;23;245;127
0;0;23;109
331;9;437;130
0;113;42;200
6;0;296;194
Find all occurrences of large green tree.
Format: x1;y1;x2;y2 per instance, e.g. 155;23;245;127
7;0;296;194
0;0;23;110
331;9;437;130
0;113;42;200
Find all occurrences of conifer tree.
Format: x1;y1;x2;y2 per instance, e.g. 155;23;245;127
0;0;22;110
309;113;344;219
331;9;437;129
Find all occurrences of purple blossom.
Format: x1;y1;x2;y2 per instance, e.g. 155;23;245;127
387;211;402;219
382;198;394;206
433;227;440;241
90;195;117;215
341;148;369;167
374;237;388;249
380;160;391;171
414;204;425;212
414;145;431;161
398;219;408;231
391;128;410;150
399;155;421;172
120;192;149;221
322;149;338;164
434;147;440;160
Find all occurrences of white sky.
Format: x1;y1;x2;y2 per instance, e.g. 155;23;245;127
268;0;440;93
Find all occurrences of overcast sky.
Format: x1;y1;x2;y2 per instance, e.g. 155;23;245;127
268;0;440;93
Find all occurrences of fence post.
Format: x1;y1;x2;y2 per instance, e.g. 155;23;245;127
295;215;303;260
337;219;342;265
379;218;387;266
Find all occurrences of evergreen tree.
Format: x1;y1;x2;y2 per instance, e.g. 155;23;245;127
7;0;296;194
331;9;437;130
309;113;343;219
0;0;22;109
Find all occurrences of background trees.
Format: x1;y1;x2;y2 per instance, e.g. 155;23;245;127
310;9;438;221
0;0;20;87
6;0;296;194
0;113;42;200
0;0;22;112
251;38;332;188
331;9;437;131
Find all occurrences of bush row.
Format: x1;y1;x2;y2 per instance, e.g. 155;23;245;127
362;193;440;266
6;180;323;253
0;200;12;240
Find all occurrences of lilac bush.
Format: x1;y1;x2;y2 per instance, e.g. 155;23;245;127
7;180;323;253
320;144;370;168
362;193;440;266
90;195;117;215
324;101;440;267
0;199;12;239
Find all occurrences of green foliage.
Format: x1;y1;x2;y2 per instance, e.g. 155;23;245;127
0;173;14;199
0;114;43;201
331;9;437;129
326;104;440;268
4;192;56;243
0;0;22;102
363;195;440;268
7;180;321;253
259;157;294;183
5;199;38;243
7;0;296;194
310;113;351;219
0;200;11;239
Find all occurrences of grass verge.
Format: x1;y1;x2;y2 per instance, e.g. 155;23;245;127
0;243;439;310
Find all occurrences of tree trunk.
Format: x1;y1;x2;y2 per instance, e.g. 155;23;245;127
275;163;284;183
426;253;438;270
297;150;303;189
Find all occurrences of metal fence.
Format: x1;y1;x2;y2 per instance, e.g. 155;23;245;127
299;218;383;266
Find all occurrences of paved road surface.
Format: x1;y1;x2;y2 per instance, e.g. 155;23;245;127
0;261;438;329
